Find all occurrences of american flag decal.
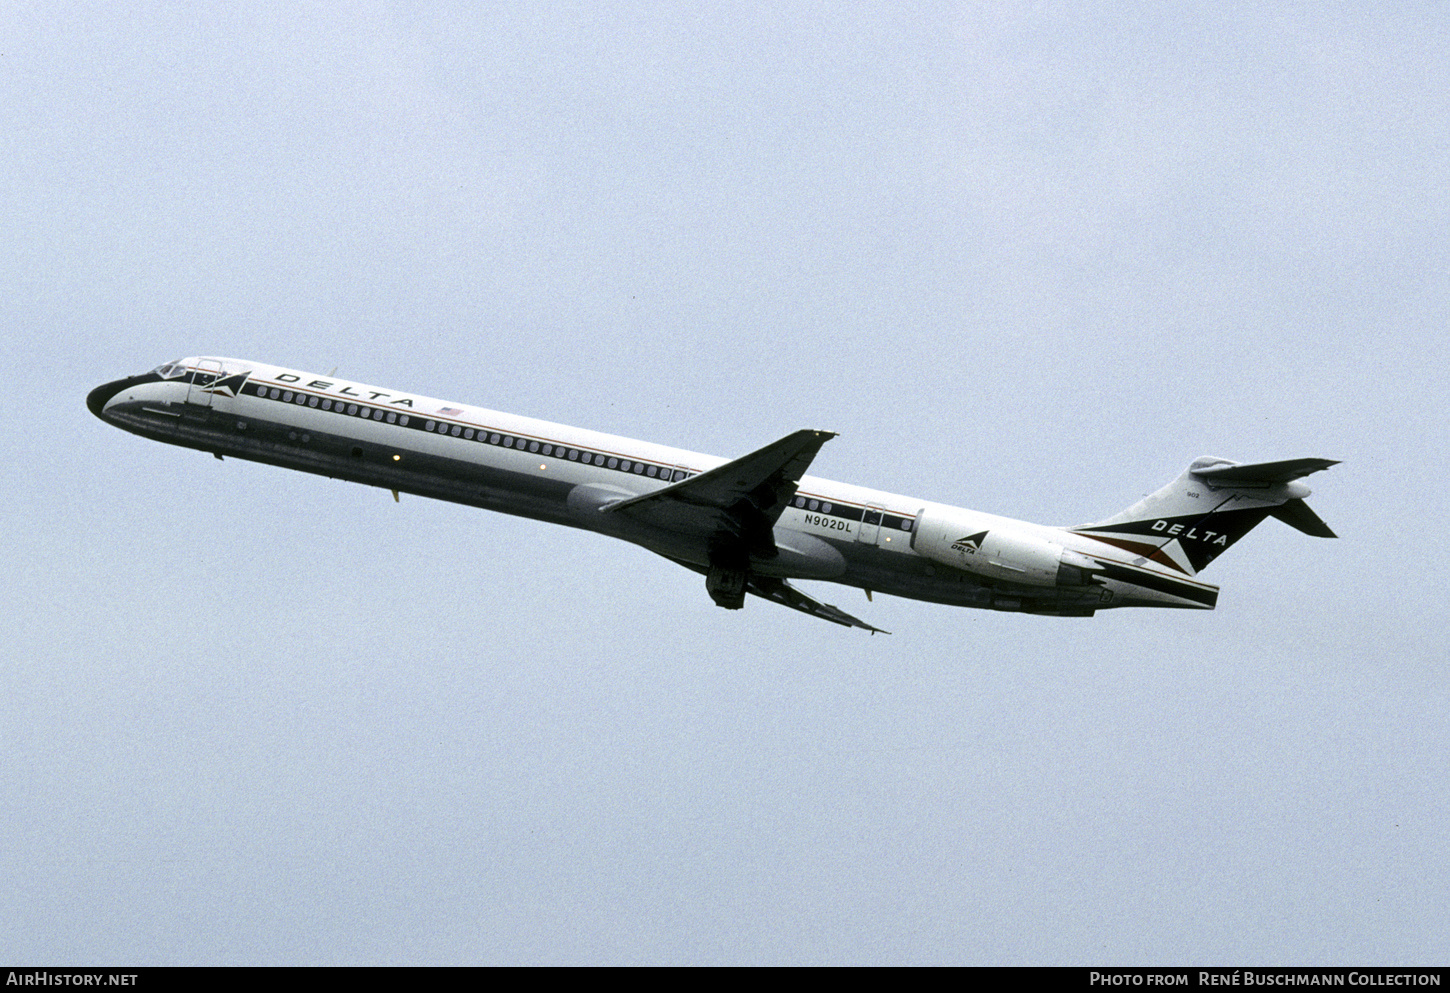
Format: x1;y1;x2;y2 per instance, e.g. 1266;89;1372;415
437;406;463;416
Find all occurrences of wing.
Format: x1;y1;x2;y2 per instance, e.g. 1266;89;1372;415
602;429;836;557
662;554;887;633
619;430;886;632
747;575;889;634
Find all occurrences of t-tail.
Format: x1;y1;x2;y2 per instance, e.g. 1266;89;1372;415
1072;457;1339;577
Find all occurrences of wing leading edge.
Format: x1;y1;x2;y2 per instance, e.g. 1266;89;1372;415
602;428;836;557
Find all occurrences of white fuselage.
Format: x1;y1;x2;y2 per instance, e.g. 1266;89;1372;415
89;357;1221;620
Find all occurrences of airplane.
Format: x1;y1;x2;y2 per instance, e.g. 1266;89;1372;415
88;357;1338;633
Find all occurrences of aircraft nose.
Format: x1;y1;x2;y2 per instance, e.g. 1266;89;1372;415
87;376;148;419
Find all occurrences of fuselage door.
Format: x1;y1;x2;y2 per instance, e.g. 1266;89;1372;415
858;504;885;545
185;358;225;407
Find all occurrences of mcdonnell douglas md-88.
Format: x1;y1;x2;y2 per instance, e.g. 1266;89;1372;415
88;357;1338;633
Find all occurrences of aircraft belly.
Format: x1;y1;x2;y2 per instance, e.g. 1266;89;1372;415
110;399;1199;616
751;530;846;580
827;540;1114;614
105;399;579;525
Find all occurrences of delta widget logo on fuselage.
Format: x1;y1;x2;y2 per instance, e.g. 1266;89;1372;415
950;531;988;555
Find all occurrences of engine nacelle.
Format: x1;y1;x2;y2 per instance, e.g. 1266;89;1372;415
911;510;1100;588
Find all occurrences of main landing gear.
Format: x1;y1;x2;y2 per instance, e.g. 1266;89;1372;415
705;561;749;610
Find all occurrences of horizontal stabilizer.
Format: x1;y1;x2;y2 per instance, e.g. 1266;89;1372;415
1193;458;1339;484
1270;498;1337;538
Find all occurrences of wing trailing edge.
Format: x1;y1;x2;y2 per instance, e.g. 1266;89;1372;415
747;575;889;634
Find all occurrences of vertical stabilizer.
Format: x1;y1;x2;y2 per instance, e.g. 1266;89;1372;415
1072;457;1338;575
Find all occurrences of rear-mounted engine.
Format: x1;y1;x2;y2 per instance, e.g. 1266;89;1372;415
911;510;1100;588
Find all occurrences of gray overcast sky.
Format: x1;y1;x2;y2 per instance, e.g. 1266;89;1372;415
4;0;1448;965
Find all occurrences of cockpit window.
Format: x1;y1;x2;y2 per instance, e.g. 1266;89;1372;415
152;360;190;379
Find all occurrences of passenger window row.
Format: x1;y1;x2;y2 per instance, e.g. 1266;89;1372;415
246;381;912;528
249;381;695;482
791;494;914;531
